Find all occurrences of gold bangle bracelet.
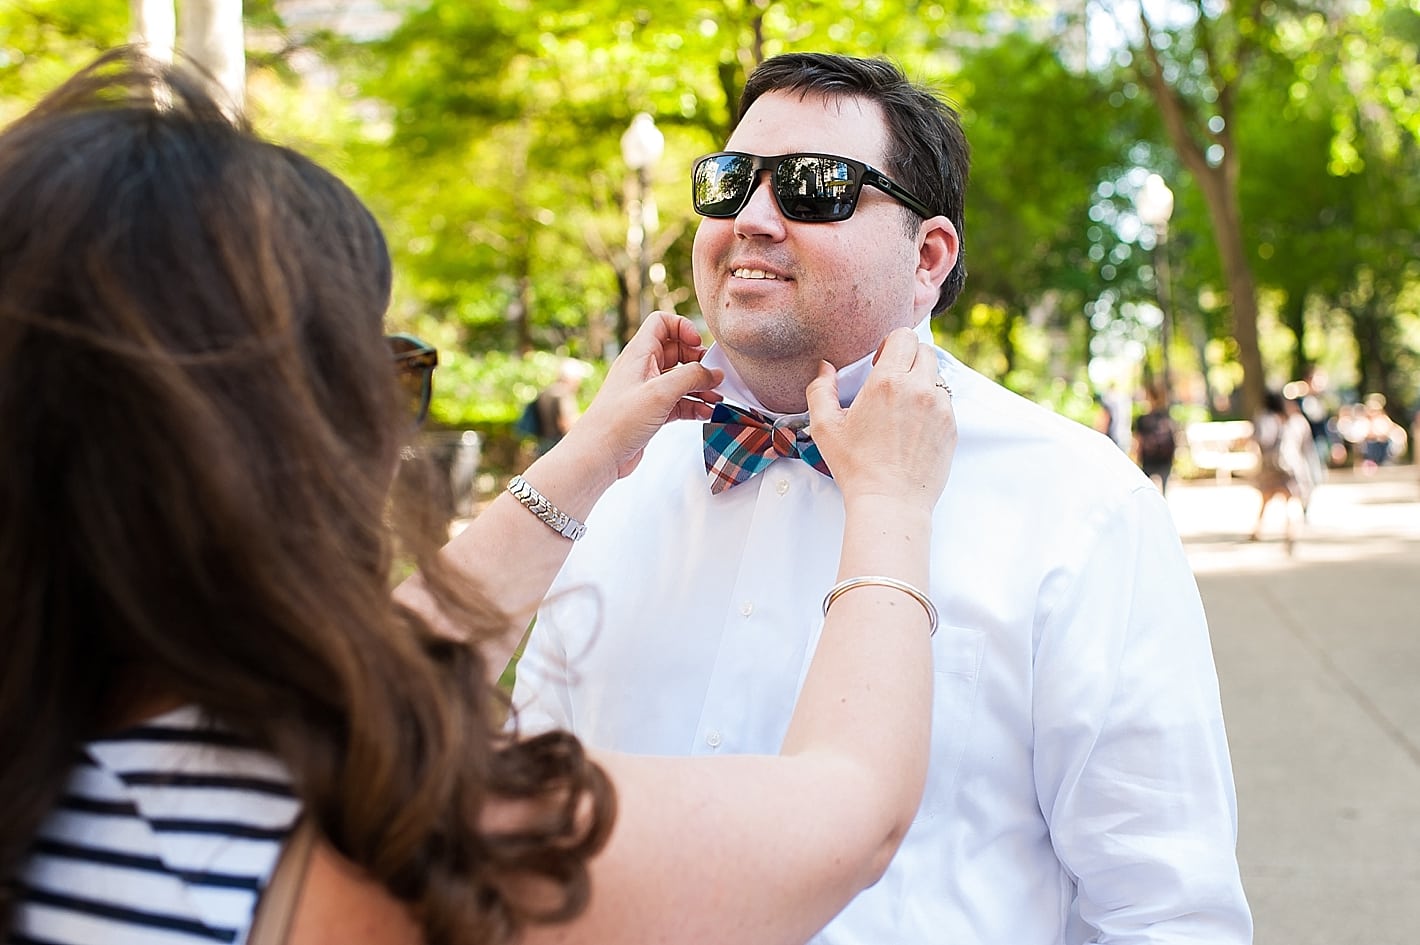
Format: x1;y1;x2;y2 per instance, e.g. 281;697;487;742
821;575;938;637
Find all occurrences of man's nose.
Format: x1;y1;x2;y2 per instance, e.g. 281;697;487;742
733;170;788;237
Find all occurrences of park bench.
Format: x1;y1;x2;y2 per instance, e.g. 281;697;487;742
1184;420;1258;481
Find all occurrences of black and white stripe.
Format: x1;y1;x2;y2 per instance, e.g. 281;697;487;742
11;707;300;945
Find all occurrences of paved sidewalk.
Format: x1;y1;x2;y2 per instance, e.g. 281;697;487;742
1167;465;1420;944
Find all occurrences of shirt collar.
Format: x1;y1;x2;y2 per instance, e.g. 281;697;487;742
701;317;941;422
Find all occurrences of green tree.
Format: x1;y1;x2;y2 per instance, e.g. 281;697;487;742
0;0;127;119
950;31;1144;393
1120;0;1420;420
332;0;991;425
7;0;1414;434
1121;0;1273;418
1237;4;1420;413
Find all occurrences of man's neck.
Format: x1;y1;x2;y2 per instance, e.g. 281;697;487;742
704;319;939;417
732;360;822;415
705;346;886;418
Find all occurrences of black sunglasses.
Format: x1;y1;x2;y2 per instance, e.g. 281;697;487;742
387;333;438;426
692;151;935;223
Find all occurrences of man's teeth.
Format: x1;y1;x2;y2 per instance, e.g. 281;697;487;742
733;268;780;280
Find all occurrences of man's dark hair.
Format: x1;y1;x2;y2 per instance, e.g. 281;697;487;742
739;52;971;314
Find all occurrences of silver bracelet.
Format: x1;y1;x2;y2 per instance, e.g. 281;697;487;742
506;475;587;541
822;575;938;637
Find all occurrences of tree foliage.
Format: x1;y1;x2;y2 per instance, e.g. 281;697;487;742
0;0;127;118
2;0;1416;434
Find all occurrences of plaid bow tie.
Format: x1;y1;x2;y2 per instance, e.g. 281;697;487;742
702;401;833;494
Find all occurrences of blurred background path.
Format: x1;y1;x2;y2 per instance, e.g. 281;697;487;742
1169;464;1420;944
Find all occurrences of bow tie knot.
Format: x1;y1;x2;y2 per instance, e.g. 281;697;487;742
766;425;805;459
702;402;833;494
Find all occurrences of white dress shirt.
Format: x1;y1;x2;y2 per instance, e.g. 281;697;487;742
512;321;1253;944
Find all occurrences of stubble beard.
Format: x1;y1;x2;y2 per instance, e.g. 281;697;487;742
711;305;828;413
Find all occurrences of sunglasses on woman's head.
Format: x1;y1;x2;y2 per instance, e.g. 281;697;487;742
387;333;437;426
691;151;935;223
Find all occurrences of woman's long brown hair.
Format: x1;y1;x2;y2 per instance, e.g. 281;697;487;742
0;48;612;943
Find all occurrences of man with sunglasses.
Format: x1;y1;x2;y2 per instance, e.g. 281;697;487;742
512;52;1251;943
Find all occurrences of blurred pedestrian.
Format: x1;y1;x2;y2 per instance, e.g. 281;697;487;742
1102;383;1133;450
1090;391;1113;438
1250;390;1314;547
1132;383;1178;495
1359;393;1405;471
1411;400;1420;467
1284;372;1330;482
533;358;593;454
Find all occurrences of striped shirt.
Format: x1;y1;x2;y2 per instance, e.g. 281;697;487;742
11;706;300;945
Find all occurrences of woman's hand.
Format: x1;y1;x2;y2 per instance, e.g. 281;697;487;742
557;312;724;483
404;314;721;654
805;327;956;512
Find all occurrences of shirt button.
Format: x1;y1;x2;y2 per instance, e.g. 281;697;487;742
776;479;790;495
740;601;754;617
706;730;723;749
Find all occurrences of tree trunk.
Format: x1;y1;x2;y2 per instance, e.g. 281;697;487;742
1280;290;1309;382
130;0;175;58
615;269;635;351
1350;296;1397;409
1134;8;1267;418
513;273;532;355
178;0;245;110
1193;166;1266;416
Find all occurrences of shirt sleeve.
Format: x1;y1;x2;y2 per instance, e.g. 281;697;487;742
1031;483;1253;943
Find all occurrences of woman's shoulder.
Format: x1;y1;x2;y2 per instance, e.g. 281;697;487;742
85;705;297;814
14;706;302;945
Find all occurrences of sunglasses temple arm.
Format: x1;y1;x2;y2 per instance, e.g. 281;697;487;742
870;175;934;219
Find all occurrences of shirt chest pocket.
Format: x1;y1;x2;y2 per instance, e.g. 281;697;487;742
914;624;986;822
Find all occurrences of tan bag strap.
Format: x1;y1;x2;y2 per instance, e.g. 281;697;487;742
246;816;319;945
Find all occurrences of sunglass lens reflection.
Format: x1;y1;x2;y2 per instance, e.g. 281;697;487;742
694;154;860;222
694;155;755;216
772;156;858;221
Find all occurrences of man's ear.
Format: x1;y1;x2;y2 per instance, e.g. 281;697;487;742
914;217;959;309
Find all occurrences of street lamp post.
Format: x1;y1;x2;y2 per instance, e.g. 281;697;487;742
1136;173;1175;405
620;112;664;345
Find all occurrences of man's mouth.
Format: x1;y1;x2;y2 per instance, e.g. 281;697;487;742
732;268;783;280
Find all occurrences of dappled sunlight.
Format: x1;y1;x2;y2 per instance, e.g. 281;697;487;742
1185;533;1420;576
1169;466;1420;576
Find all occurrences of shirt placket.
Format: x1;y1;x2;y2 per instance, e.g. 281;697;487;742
690;456;843;758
